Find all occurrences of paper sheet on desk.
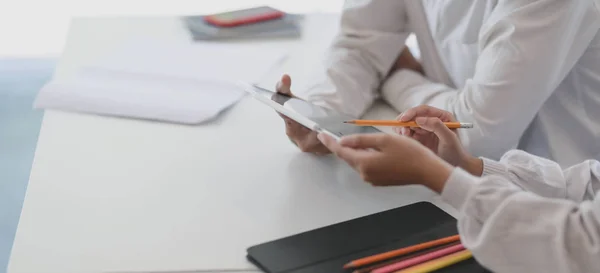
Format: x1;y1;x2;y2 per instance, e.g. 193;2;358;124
35;40;289;124
36;68;247;124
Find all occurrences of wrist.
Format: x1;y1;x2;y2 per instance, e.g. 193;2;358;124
418;155;453;194
460;155;483;177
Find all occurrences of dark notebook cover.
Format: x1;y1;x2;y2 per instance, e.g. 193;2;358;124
247;202;489;273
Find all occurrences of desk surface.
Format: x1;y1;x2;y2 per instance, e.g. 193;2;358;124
8;14;456;273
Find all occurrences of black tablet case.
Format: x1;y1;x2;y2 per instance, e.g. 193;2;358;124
247;202;489;273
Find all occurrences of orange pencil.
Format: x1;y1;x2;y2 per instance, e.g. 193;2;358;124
344;120;473;129
343;235;461;269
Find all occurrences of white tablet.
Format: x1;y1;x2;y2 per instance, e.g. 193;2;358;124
241;83;381;140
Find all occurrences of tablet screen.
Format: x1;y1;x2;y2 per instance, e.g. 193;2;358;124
248;85;381;138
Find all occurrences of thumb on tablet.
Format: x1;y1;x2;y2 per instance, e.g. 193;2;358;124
276;74;294;97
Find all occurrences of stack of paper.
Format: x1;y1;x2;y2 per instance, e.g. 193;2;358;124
35;39;289;124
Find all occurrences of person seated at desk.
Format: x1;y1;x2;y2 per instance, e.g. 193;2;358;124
277;0;600;166
318;105;600;273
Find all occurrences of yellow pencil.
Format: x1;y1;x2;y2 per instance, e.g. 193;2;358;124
344;120;473;129
393;249;473;273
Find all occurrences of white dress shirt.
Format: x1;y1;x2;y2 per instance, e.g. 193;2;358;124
300;0;600;167
442;151;600;273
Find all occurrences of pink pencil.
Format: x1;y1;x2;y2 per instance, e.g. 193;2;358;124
371;243;466;273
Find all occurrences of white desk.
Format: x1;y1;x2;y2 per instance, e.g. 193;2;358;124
9;14;456;273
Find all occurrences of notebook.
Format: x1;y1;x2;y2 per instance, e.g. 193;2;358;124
246;202;489;273
182;14;303;41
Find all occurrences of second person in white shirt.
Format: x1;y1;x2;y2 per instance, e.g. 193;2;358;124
317;104;600;273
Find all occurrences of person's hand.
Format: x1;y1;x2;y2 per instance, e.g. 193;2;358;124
275;74;330;155
318;133;452;193
391;47;424;75
396;105;482;176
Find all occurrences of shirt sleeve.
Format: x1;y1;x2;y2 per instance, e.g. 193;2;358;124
300;0;415;118
441;158;600;272
380;0;600;160
480;150;600;202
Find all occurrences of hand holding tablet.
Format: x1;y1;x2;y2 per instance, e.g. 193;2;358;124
242;76;381;142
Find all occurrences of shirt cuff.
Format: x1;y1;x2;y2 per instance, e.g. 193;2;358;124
481;157;508;177
441;168;479;210
384;69;430;91
381;69;454;111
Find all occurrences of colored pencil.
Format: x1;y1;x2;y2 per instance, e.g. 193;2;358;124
343;235;461;269
343;120;473;129
393;249;472;273
372;243;465;273
352;242;461;273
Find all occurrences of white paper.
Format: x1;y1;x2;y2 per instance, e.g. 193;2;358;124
36;67;247;124
35;39;289;124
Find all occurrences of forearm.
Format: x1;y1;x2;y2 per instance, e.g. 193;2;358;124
381;69;455;112
381;69;537;161
440;169;600;273
419;156;454;194
302;46;395;117
302;0;412;117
